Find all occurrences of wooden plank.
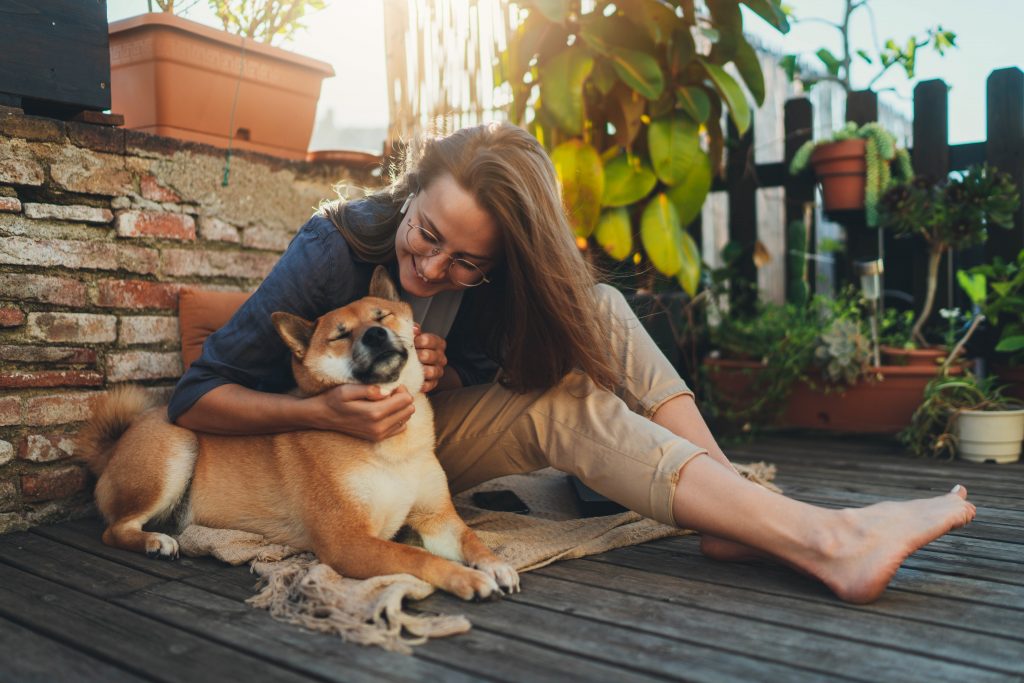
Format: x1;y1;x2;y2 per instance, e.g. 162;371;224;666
0;563;315;683
416;585;839;683
985;67;1024;260
525;562;1014;681
784;97;816;298
0;531;168;598
726;118;758;314
0;617;147;683
114;583;486;683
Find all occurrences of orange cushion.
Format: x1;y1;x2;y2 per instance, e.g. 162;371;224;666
178;288;252;371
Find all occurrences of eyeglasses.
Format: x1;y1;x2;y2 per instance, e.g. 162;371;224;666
403;222;491;287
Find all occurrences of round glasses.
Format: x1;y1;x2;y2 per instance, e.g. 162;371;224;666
403;222;491;287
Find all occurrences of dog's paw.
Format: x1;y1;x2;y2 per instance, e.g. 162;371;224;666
445;566;502;602
472;559;520;595
145;533;179;560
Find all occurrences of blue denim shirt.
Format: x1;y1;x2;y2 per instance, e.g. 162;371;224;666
166;212;499;423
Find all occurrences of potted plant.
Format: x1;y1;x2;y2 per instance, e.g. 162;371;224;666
901;373;1024;463
878;165;1020;347
788;121;913;224
108;0;332;160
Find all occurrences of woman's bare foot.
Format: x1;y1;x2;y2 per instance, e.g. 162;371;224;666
801;485;977;604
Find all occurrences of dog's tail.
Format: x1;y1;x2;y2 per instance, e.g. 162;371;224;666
75;385;154;476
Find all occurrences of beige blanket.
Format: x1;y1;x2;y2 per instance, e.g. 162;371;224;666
177;463;778;654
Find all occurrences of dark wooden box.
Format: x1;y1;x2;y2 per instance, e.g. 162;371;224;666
0;0;111;114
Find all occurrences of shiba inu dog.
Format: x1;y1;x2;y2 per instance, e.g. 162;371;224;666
76;267;519;600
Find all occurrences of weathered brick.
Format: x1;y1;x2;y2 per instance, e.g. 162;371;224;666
119;315;180;345
0;513;28;534
0;236;159;274
0;481;16;510
19;434;76;461
161;249;279;279
0;112;65;141
23;202;113;224
0;139;44;186
116;210;196;241
49;145;133;196
0;370;104;388
21;465;87;502
0;439;14;464
0;398;19;427
24;393;99;426
0;345;97;365
107;351;182;382
0;306;25;327
27;312;117;343
0;273;88;306
0;196;20;213
197;216;241;243
111;196;131;210
140;174;182;203
67;120;126;155
242;226;292;251
95;279;182;310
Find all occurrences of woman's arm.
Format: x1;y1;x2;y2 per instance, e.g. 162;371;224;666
175;382;417;441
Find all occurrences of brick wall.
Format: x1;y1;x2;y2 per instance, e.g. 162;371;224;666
0;106;379;533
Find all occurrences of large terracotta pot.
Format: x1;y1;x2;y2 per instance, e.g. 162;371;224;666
880;345;949;367
706;358;959;434
810;138;867;212
108;13;334;160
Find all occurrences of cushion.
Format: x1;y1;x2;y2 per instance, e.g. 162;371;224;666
178;288;252;371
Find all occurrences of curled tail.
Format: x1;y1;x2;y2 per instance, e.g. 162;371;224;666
76;385;154;476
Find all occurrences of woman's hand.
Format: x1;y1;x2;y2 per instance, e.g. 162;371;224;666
414;324;448;394
309;384;415;442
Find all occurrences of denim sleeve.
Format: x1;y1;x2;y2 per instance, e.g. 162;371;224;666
167;215;366;423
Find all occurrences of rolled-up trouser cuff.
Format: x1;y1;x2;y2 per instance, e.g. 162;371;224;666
640;383;695;420
649;441;707;526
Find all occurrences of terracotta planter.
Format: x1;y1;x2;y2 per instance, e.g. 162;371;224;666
955;408;1024;464
810;139;867;212
706;358;960;434
108;13;334;160
880;345;949;367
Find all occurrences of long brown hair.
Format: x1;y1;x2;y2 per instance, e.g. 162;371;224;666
322;122;617;392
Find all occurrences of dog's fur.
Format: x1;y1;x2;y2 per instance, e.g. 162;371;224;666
76;268;519;600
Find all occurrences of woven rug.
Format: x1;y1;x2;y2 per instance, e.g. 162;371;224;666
176;462;779;654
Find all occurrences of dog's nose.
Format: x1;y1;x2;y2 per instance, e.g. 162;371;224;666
361;326;389;348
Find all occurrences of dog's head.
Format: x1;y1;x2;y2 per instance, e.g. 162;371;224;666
271;267;422;396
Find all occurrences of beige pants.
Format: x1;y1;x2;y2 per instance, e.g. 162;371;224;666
430;284;707;526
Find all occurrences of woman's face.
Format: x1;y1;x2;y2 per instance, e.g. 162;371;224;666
395;173;502;298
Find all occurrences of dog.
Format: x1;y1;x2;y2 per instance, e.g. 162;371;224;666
76;267;519;600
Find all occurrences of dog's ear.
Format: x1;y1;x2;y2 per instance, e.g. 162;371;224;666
369;266;399;302
272;312;315;360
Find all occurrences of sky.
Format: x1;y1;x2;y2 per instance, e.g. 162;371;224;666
107;0;1023;145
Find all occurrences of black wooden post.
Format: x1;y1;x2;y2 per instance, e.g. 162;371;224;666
784;98;815;299
986;67;1024;261
846;90;878;127
840;91;880;287
910;79;952;312
726;118;758;313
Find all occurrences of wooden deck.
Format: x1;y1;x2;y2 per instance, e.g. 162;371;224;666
0;435;1022;683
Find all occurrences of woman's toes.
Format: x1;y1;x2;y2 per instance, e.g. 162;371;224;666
950;484;968;499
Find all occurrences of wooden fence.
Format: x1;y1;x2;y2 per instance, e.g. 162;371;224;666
710;66;1024;313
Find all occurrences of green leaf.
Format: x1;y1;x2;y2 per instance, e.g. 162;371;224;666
618;0;679;44
779;54;799;81
815;47;841;76
603;153;658;207
665;149;713;225
594;208;634;261
956;270;987;306
707;0;742;63
550;139;605;238
648;116;701;186
539;47;594;136
856;49;873;65
741;0;790;33
523;0;570;23
676;86;711;123
670;29;696;73
641;193;684;276
607;46;665;100
591;58;619;96
699;59;751;136
733;36;765;106
996;335;1024;353
675;228;702;296
608;82;646;147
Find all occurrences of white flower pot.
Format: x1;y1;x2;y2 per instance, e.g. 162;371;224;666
955;408;1024;464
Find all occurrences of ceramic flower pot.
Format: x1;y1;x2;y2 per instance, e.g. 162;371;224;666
955;408;1024;464
810;139;867;212
108;13;334;160
881;345;950;367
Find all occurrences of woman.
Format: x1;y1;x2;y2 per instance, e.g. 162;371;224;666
169;122;976;604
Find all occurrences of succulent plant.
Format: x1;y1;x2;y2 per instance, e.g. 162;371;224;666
814;318;871;386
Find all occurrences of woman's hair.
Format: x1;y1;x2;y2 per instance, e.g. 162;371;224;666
321;122;618;392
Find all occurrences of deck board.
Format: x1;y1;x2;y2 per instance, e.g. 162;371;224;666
0;435;1021;682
